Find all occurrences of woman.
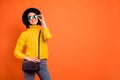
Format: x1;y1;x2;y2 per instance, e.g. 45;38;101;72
14;8;52;80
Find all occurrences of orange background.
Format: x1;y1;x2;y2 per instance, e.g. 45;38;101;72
0;0;120;80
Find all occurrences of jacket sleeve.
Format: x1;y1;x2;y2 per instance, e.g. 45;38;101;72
42;27;52;42
14;32;26;60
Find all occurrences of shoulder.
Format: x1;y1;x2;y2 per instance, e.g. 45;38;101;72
20;31;27;37
18;30;29;40
20;29;31;36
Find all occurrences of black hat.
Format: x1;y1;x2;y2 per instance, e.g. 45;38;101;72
22;8;42;28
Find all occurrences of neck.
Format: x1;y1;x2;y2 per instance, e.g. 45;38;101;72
29;25;40;28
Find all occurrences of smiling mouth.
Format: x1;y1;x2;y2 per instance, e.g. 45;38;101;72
32;20;37;23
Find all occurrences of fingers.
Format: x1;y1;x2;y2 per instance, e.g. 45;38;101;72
38;15;42;19
24;56;40;63
31;58;40;63
39;14;45;20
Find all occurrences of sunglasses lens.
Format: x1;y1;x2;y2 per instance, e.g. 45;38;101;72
34;15;38;19
28;16;32;20
28;15;38;20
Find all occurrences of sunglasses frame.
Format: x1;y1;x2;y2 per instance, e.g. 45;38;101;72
28;15;39;20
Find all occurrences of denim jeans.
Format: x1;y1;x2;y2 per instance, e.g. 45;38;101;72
23;59;51;80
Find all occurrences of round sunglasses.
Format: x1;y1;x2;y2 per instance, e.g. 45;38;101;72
28;15;39;20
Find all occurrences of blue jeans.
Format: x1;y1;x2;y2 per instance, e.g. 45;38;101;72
23;59;51;80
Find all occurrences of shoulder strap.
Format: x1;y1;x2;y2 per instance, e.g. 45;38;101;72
38;30;41;59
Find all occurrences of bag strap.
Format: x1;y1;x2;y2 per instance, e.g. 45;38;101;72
38;30;41;59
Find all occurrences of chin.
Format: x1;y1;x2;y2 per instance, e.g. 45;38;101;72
32;23;37;25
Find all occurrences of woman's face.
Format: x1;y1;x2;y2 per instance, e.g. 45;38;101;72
28;12;39;26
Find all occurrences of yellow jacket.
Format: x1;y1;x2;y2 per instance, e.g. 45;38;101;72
14;25;52;60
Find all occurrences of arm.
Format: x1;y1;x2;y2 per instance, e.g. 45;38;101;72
39;14;52;42
14;33;40;62
14;33;26;60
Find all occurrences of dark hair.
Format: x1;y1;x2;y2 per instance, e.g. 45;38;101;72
22;8;42;28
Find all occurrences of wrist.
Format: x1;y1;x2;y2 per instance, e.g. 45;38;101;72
42;23;47;28
24;56;29;60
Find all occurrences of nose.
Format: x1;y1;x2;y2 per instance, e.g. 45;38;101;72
31;17;36;21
